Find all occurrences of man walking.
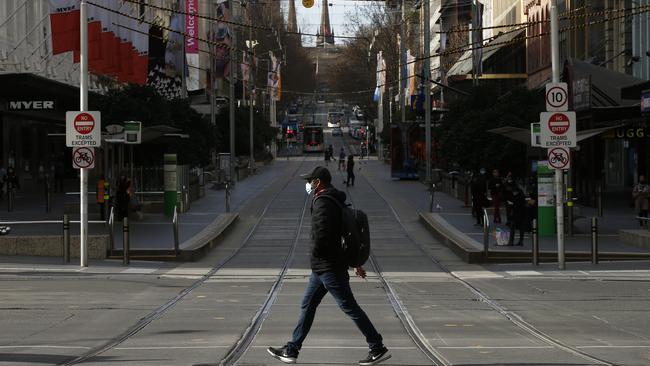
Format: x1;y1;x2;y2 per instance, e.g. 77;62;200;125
268;166;390;365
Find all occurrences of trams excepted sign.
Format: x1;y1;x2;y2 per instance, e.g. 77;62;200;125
72;147;95;169
66;111;101;147
539;111;576;148
547;147;570;170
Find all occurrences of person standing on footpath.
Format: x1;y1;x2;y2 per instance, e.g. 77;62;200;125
471;169;487;226
633;175;649;227
346;155;355;187
488;169;503;223
268;166;390;365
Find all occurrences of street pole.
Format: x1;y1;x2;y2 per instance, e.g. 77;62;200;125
248;8;254;175
424;0;432;183
79;0;89;267
550;0;565;269
210;0;217;170
400;0;406;125
229;0;237;184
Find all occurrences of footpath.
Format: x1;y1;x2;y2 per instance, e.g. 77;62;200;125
359;160;650;263
0;161;294;262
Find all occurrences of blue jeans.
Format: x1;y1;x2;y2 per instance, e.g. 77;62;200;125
287;269;384;353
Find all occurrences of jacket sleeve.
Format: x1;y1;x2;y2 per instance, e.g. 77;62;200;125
312;197;339;258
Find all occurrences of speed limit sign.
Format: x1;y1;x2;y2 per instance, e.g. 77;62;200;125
545;82;568;112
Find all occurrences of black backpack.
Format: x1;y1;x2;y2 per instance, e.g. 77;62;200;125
317;195;371;267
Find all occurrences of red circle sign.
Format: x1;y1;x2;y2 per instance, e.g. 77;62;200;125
548;113;570;135
548;147;570;169
73;147;94;169
74;113;95;135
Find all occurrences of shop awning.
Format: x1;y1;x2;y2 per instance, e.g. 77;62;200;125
487;125;622;146
565;59;645;108
447;29;525;76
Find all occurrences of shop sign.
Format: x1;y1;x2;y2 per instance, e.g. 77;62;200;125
7;100;56;111
572;77;591;112
642;89;650;114
603;127;650;139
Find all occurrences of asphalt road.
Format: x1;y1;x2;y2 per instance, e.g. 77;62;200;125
1;105;650;366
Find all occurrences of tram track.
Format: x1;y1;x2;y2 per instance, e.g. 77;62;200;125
348;158;618;366
59;159;311;366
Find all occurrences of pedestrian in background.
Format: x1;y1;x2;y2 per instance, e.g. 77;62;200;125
338;148;346;170
116;175;131;220
633;175;649;226
471;169;487;226
346;155;355;187
507;184;526;246
268;166;390;365
488;169;503;223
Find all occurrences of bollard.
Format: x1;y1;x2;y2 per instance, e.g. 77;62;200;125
225;181;231;213
7;186;14;212
483;209;489;259
45;181;52;213
532;219;539;266
123;217;130;265
173;206;180;257
597;185;603;217
63;215;70;263
108;206;115;252
591;217;598;264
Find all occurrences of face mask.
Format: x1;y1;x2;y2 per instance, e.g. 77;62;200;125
305;182;313;195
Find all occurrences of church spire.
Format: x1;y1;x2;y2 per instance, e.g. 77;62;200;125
287;0;298;33
316;0;334;47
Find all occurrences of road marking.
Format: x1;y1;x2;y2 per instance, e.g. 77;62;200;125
451;271;503;279
121;268;157;274
0;345;91;349
506;271;542;276
437;346;553;349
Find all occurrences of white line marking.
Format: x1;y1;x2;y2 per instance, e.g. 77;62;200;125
437;346;553;349
0;345;91;349
506;271;542;276
120;268;157;274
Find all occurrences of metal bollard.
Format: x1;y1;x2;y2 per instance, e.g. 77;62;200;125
532;219;539;266
483;208;489;259
123;217;130;265
63;214;70;263
108;206;115;252
173;206;180;257
7;187;14;212
45;181;52;213
597;185;603;217
225;181;231;213
591;217;598;264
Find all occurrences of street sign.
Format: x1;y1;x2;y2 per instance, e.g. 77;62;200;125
72;147;95;169
302;0;314;8
531;122;541;147
124;121;142;144
547;147;570;170
545;82;568;111
66;111;101;147
539;111;576;148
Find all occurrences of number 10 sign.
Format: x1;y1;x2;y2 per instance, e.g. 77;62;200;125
545;82;568;112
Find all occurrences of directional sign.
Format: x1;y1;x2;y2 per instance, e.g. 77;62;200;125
547;147;570;170
540;111;576;148
545;82;568;111
72;147;95;169
66;111;101;147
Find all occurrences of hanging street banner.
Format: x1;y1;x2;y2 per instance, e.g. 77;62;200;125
539;111;576;148
66;111;101;147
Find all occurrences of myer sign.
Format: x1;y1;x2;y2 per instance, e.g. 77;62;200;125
8;100;56;111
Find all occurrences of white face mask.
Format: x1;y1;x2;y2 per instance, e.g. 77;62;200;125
305;182;313;195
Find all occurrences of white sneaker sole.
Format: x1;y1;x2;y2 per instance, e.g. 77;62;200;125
359;353;391;366
267;348;297;364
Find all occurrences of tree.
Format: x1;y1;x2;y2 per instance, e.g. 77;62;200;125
91;84;217;167
436;86;544;176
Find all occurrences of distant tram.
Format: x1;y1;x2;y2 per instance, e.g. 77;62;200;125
303;125;324;153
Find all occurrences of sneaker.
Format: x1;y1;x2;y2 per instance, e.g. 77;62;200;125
267;346;298;364
359;347;391;366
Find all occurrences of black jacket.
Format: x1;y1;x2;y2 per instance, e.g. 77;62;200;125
310;187;348;273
